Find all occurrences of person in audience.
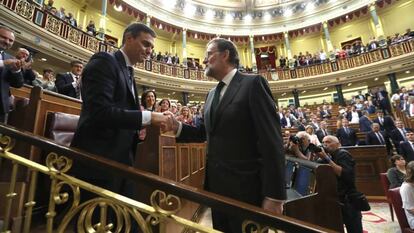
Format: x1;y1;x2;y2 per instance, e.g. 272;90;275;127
336;119;358;146
320;105;331;119
176;106;192;125
377;87;392;115
316;120;331;143
166;38;286;232
287;131;313;160
70;24;170;225
170;102;178;115
383;114;397;135
157;98;170;112
172;53;179;65
141;89;157;111
316;135;363;233
404;28;414;38
347;105;361;123
310;117;320;130
359;111;372;132
86;20;96;36
366;123;392;154
399;130;414;163
373;110;385;131
387;155;406;189
55;7;66;20
43;0;54;11
306;125;321;146
55;60;83;99
33;68;56;92
297;118;306;131
0;25;24;123
281;111;297;128
400;161;414;230
66;12;77;27
279;55;286;68
391;120;410;154
15;48;36;85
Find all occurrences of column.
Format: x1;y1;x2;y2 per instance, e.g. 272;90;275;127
182;29;188;67
98;0;107;40
335;84;345;106
369;2;386;44
322;21;334;52
388;73;399;94
292;89;300;107
182;92;189;106
145;15;151;27
249;35;257;72
283;31;292;60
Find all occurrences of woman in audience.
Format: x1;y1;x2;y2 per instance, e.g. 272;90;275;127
305;125;321;146
158;99;170;112
33;68;56;92
387;155;406;188
400;161;414;229
141;90;157;111
86;20;96;36
176;106;192;125
348;105;361;123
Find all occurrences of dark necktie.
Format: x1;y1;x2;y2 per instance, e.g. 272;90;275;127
210;81;225;126
345;127;349;135
323;129;327;136
74;76;81;99
127;66;136;100
376;132;384;145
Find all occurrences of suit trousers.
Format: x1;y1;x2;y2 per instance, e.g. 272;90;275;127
341;201;363;233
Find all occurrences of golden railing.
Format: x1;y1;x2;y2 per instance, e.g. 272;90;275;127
3;0;413;83
0;124;334;233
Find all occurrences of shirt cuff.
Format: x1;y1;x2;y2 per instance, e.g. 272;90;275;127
175;122;183;137
0;60;3;68
142;111;151;126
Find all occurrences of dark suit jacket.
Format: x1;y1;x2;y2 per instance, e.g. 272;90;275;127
400;141;414;163
178;71;286;204
320;110;331;119
0;52;24;115
359;116;372;132
336;127;358;146
316;128;331;142
22;69;36;85
390;127;410;149
373;117;385;131
71;51;141;180
55;72;78;98
365;131;392;153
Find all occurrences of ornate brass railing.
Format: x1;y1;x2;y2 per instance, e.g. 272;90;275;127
4;0;412;83
0;124;334;233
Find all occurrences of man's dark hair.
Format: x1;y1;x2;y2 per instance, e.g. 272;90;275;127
122;23;156;45
43;68;53;73
208;38;240;68
70;60;83;67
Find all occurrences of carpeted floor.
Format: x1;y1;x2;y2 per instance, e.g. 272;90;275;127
199;202;402;233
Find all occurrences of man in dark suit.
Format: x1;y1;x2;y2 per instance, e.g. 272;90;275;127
336;119;359;146
0;25;24;123
399;130;414;163
55;60;83;99
390;120;411;153
320;105;331;119
71;23;170;199
316;120;331;142
365;123;392;155
359;111;372;132
166;38;286;232
373;111;385;131
15;48;36;85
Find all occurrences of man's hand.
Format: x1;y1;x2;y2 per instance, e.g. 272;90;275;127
262;197;284;215
151;112;168;131
162;111;180;133
4;59;22;71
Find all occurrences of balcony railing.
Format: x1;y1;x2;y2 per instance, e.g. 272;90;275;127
2;0;413;83
0;124;335;233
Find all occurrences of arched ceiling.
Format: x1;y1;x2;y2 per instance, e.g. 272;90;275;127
125;0;372;35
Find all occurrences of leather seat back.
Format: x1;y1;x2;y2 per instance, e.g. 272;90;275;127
45;112;79;147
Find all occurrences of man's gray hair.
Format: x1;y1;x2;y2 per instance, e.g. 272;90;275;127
296;131;310;141
323;135;340;144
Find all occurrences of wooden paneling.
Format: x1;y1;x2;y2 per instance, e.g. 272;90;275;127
344;145;389;196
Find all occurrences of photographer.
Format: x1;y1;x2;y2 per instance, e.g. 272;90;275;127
287;131;321;161
316;135;363;233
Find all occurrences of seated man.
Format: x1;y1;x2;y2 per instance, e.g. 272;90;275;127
316;120;331;143
390;120;411;154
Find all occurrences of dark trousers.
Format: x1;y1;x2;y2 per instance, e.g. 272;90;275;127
341;202;363;233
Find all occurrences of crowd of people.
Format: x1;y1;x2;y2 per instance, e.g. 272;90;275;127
278;29;414;69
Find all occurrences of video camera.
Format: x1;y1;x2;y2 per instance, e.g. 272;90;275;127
289;135;300;144
308;143;324;153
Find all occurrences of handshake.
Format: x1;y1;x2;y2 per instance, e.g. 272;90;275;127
151;111;180;133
